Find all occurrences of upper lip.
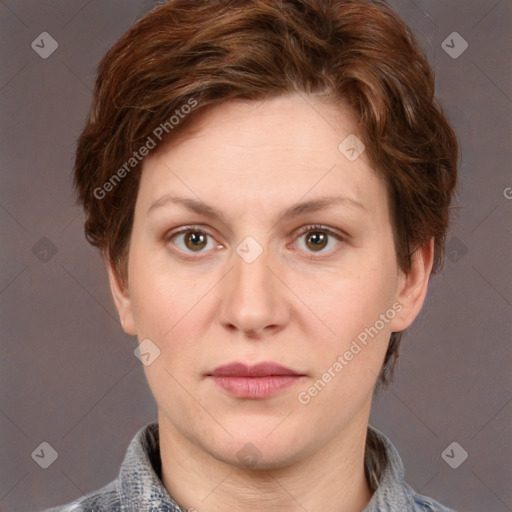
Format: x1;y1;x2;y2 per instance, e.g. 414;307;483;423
208;362;303;377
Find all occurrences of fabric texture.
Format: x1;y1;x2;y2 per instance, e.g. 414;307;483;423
42;422;457;512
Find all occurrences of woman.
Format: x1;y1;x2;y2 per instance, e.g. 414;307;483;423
46;0;458;510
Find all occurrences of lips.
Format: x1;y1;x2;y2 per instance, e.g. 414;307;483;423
209;362;301;377
207;362;305;399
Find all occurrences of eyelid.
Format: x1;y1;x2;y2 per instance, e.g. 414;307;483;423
165;225;215;241
294;224;345;240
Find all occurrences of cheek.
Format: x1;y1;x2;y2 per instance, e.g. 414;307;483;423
127;244;207;336
129;270;206;392
298;272;396;413
319;262;397;337
301;256;399;396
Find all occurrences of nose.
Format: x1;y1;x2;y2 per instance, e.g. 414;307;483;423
217;241;290;338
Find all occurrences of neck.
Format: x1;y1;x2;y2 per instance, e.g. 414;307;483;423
159;408;373;512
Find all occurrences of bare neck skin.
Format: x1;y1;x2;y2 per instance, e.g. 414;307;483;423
159;400;373;512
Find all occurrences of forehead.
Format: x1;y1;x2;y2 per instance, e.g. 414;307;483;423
136;93;387;220
166;93;362;161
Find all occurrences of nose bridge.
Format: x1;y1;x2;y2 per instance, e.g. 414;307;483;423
218;235;287;335
236;237;271;291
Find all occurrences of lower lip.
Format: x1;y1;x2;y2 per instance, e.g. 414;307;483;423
210;375;303;399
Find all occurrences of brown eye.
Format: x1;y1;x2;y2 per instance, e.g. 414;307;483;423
184;231;208;251
294;225;343;256
305;231;328;251
169;228;217;255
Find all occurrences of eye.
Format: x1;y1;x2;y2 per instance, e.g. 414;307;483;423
166;224;344;259
294;224;344;255
167;226;219;255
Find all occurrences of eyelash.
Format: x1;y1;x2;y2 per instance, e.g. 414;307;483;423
165;224;344;260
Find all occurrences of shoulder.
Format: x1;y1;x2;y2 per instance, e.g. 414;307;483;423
41;480;121;512
365;425;458;512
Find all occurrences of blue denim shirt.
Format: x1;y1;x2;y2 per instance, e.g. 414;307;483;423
43;422;456;512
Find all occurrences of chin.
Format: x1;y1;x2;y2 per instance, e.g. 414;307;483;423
205;419;313;470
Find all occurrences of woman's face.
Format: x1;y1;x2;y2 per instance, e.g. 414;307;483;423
110;93;426;468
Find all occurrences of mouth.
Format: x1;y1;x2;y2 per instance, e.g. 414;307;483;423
206;362;306;399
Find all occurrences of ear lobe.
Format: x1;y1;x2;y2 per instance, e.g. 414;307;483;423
106;261;137;336
389;238;435;333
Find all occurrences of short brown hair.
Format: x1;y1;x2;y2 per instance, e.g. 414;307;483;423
74;0;458;387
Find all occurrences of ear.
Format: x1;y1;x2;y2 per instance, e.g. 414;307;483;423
389;237;435;333
106;260;137;336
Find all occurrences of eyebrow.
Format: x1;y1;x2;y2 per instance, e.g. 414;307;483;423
147;194;365;225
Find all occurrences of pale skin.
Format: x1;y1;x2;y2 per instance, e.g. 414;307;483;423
107;93;434;512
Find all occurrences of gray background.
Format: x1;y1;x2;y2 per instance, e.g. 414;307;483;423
1;1;511;511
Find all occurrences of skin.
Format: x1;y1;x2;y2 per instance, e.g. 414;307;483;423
108;92;434;512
